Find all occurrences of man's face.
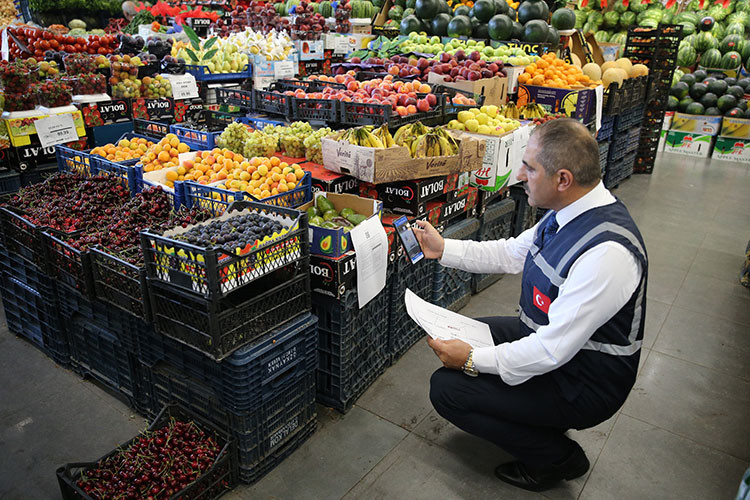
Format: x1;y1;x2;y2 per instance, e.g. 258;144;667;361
517;137;559;209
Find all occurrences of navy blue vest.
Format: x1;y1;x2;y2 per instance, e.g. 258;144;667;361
518;200;648;404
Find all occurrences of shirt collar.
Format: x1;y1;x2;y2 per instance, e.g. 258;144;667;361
555;181;616;229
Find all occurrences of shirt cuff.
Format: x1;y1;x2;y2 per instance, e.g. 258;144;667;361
438;238;465;268
472;346;498;375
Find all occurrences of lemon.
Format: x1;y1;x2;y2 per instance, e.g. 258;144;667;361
457;111;474;124
477;124;493;135
465;119;479;133
475;113;489;125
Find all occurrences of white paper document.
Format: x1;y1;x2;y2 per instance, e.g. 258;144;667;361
404;289;494;349
349;216;388;309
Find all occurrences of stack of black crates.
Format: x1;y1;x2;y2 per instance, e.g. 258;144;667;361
624;24;683;174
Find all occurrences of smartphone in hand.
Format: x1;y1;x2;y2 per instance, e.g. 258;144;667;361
394;216;424;264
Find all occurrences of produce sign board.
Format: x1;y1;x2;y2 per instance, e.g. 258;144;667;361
298;191;382;258
720;116;750;140
295;40;326;61
427;73;509;107
306;162;359;195
664;131;715;158
490;40;551;56
77;99;131;128
309;251;357;298
712;136;750;163
516;85;596;123
321;132;485;184
670;112;721;136
5;110;86;147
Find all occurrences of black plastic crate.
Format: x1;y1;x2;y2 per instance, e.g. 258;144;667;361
215;87;254;109
20;163;59;187
339;97;442;129
290;97;339;124
509;185;537;237
387;255;435;364
0;246;56;300
472;198;515;295
597;115;615;142
313;287;390;413
56;403;238;500
44;230;95;299
432;84;486;114
139;312;318;414
1;272;70;365
89;245;150;322
132;118;170;140
605;152;636;189
0;205;49;268
139;360;316;480
141;201;308;299
148;261;312;361
0;169;21;195
252;88;293;118
599;140;610;176
432;217;479;311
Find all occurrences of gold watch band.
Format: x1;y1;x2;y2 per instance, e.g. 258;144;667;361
462;348;479;377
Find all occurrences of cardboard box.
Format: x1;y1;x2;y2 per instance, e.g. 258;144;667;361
659;112;674;152
712;136;750;163
427;73;508;107
351;19;373;34
372;176;448;216
517;85;596;123
299;191;383;257
173;98;205;124
4;108;87;147
77;99;131;128
131;98;175;122
719;116;750;140
321;132;485;184
307;162;359;195
670;112;722;136
295;40;326;61
504;66;526;95
310;251;357;298
507;125;531;186
664;131;715;158
445;172;471;200
426;192;474;225
252;54;297;78
471;126;530;190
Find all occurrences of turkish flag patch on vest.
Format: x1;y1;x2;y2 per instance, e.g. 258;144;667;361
533;286;551;314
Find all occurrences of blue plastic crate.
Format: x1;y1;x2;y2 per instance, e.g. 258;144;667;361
290;97;339;124
236;115;287;128
56;145;93;176
132;118;170;141
597;114;615;141
0;170;21;195
387;255;435;364
1;272;69;365
433;217;479;311
137;313;319;413
89;246;151;323
138;358;317;477
136;172;186;210
472;198;515;294
313;287;390;413
252;88;293;118
186;63;253;82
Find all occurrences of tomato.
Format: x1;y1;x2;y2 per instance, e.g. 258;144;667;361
97;47;108;55
50;39;60;50
42;30;53;40
64;44;75;53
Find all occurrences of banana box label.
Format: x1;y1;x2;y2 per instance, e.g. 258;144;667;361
517;85;595;124
712;136;750;163
720;117;750;140
670;113;722;136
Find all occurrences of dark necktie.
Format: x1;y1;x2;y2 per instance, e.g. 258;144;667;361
534;213;558;251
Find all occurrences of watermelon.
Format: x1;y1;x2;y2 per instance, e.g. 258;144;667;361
693;32;716;53
741;42;750;62
727;12;750;29
587;10;604;28
670;81;690;99
406;0;416;7
603;11;620;29
453;5;470;16
594;31;610;43
701;48;723;68
415;0;438;20
640;19;659;29
678;97;694;112
662;10;674;24
677;45;697;67
680;22;697;36
686;102;706;115
404;8;415;17
394;0;406;7
710;23;725;41
551;7;576;30
511;20;524;39
745;108;750;118
672;68;685;86
518;0;549;24
694;69;708;80
438;1;450;14
638;9;662;25
488;14;513;40
682;34;696;47
736;0;750;13
667;95;679;111
705;107;722;115
620;11;636;28
727;85;745;100
319;0;333;16
430;13;451;35
721;34;744;54
507;6;516;21
725;23;745;36
575;9;587;29
522;19;549;42
400;15;423;34
707;78;728;96
680;73;696;87
547;26;560;49
472;0;496;22
706;5;729;22
700;92;719;109
690;82;708;100
610;32;627;46
493;0;509;15
473;23;490;38
740;100;748;111
725;107;744;117
725;77;738;86
722;51;742;69
613;0;627;14
675;11;701;25
737;78;750;91
629;0;647;13
717;93;738;112
389;5;404;20
447;15;472;37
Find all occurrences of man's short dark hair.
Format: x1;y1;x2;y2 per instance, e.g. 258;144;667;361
529;118;601;187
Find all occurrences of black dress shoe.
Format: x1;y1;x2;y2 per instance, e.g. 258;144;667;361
494;446;590;492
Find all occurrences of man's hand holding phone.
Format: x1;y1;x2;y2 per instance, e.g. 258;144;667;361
411;220;445;260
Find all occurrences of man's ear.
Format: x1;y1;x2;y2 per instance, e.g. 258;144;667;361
557;169;574;191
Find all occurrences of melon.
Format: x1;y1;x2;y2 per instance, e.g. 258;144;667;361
615;57;633;72
601;61;619;73
602;67;624;88
571;53;582;67
582;62;602;81
629;63;649;77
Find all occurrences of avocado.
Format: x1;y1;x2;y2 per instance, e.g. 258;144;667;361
323;209;339;221
316;196;335;214
346;213;367;226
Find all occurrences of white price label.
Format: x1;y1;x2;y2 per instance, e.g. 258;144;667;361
34;114;79;149
334;36;351;55
274;60;296;80
165;74;199;100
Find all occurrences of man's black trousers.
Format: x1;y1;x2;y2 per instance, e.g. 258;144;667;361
429;316;623;468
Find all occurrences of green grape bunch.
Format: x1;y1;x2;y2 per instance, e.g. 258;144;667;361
303;127;333;165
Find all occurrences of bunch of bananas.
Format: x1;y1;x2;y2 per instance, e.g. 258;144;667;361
394;123;459;158
519;103;547;120
336;124;395;149
499;102;520;120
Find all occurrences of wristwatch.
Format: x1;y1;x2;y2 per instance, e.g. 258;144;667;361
462;348;479;377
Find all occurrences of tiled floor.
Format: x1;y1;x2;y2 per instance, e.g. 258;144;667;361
1;152;749;500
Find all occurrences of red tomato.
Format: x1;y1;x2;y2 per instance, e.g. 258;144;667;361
42;30;53;40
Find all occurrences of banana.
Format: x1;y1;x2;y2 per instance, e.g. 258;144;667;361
366;131;384;148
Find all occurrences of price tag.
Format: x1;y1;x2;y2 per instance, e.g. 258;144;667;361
165;74;199;99
34;114;79;149
324;33;337;50
274;60;296;80
334;36;351;55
